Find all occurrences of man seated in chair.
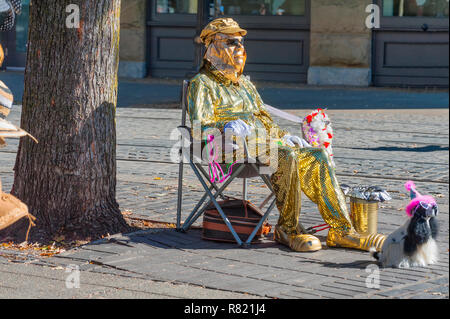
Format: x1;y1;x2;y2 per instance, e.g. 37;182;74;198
187;18;386;252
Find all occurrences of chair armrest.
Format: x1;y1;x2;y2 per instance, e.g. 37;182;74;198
263;104;303;123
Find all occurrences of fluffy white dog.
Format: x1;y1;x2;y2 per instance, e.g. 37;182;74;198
371;181;439;268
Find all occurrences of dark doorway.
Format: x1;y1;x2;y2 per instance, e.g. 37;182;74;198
373;0;449;87
147;0;311;82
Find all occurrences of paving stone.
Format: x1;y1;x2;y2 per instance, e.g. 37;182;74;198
55;249;114;264
376;288;413;298
401;282;438;292
379;273;427;285
426;284;449;295
406;292;445;299
292;287;350;299
249;269;318;285
338;276;397;289
80;244;136;256
227;281;292;297
157;267;230;286
321;281;373;294
276;287;325;299
427;276;449;286
172;270;246;290
173;254;217;265
219;263;273;277
1;106;448;299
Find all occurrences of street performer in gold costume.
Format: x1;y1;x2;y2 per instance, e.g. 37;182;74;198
187;18;386;252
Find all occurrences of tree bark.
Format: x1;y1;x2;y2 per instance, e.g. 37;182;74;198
7;0;129;242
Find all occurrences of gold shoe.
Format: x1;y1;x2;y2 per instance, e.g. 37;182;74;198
274;225;322;252
326;228;386;252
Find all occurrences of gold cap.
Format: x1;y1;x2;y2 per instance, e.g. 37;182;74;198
200;18;247;46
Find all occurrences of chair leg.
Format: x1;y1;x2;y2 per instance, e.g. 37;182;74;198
176;161;184;231
182;180;216;231
196;164;226;200
189;161;244;246
259;174;275;194
259;193;274;210
182;163;246;231
245;197;276;246
243;169;277;247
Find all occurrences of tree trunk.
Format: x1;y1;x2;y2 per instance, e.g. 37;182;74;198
7;0;129;242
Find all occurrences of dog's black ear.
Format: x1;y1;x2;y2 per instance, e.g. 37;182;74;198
404;234;417;256
370;248;379;260
404;214;432;256
432;205;439;217
429;216;439;240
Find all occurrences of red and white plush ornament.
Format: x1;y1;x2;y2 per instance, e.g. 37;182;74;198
302;108;335;167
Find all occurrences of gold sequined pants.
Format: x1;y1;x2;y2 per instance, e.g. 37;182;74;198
271;146;352;236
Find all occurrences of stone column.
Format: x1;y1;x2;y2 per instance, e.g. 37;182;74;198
119;0;147;78
308;0;373;86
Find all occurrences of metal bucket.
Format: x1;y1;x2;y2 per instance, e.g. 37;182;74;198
349;198;379;235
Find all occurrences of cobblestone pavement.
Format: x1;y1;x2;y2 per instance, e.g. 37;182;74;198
0;106;448;299
1;71;448;109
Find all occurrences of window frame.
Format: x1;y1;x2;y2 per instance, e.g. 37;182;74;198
149;0;199;27
147;0;310;30
213;0;310;30
376;0;449;31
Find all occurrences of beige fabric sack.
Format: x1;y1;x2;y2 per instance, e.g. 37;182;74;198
0;179;36;241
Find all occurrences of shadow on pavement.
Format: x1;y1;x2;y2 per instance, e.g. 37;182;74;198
88;227;284;251
87;228;377;270
350;145;449;152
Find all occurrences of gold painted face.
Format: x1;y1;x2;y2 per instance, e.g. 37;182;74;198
217;34;246;69
204;33;247;83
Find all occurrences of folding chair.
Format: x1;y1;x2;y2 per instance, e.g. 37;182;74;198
176;80;312;247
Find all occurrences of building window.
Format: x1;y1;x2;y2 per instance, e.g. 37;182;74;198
156;0;198;14
214;0;305;16
383;0;449;17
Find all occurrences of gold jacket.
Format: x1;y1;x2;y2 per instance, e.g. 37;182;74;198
187;63;288;143
187;62;353;237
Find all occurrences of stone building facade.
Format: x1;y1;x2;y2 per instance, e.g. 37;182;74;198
308;0;373;86
119;0;148;78
1;0;448;87
120;0;448;87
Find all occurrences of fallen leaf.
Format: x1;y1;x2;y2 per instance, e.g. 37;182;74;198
52;266;65;270
54;235;65;242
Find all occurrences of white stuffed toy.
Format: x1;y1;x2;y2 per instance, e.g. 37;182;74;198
301;108;335;168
